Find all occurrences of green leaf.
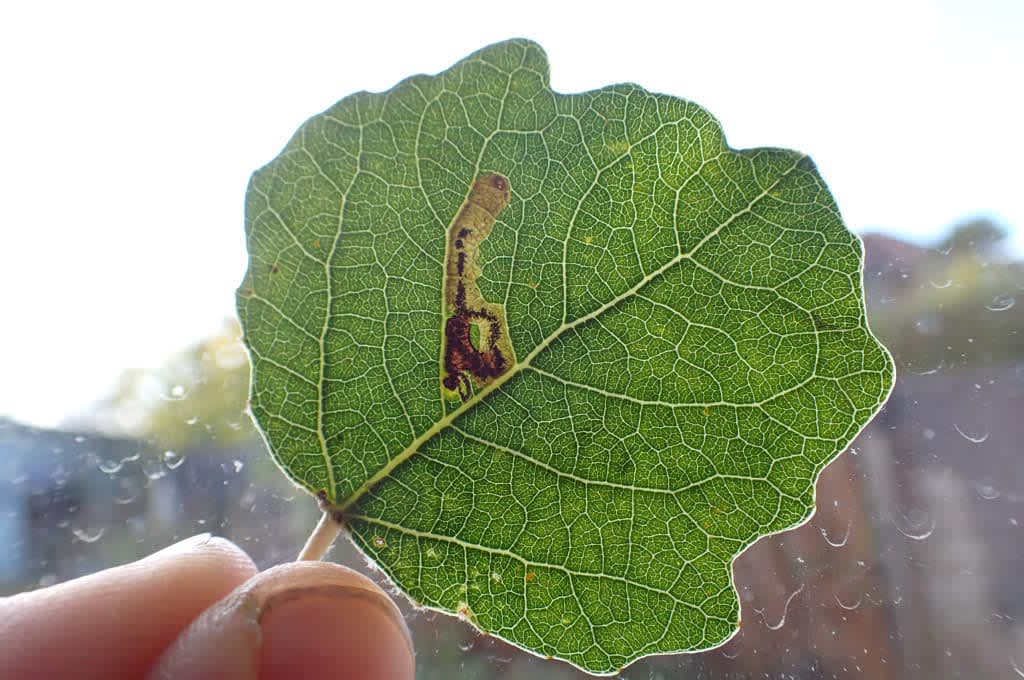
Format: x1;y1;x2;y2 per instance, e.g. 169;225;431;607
238;39;894;675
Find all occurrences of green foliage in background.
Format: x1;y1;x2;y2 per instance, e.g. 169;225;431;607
870;219;1024;370
97;322;253;450
237;39;893;674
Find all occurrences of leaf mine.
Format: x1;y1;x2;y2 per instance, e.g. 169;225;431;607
442;172;516;401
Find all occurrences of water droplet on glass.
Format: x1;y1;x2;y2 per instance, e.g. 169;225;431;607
160;384;189;401
975;482;1000;500
114;490;139;505
833;593;862;610
820;519;852;548
186;416;199;425
163;450;185;469
891;512;936;540
910;361;943;376
985;294;1015;312
73;435;86;443
100;452;141;474
72;526;106;543
953;423;989;443
145;467;167;481
99;459;124;474
928;278;953;289
753;583;804;630
923;428;936;440
232;459;244;473
38;573;57;588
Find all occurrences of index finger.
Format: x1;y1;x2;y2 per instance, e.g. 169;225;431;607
0;534;257;680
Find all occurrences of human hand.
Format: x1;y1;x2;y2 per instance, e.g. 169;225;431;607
0;534;415;680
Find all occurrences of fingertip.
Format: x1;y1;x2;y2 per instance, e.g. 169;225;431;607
258;563;414;680
0;534;257;680
146;534;258;582
150;561;414;680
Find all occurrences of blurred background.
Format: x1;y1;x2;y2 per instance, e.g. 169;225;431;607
2;1;1022;678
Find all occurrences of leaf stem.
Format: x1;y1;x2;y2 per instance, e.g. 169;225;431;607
297;510;343;561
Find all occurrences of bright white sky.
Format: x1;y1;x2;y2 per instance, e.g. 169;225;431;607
1;0;1021;428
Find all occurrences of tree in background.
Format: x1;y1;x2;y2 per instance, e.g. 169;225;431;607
92;320;253;451
866;218;1023;371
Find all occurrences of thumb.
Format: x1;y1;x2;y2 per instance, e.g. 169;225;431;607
147;561;414;680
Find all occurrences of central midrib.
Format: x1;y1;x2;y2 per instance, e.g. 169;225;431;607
334;156;803;513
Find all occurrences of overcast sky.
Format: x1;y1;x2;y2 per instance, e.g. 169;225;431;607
1;0;1021;428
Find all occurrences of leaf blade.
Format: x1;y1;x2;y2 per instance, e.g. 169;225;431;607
239;39;894;675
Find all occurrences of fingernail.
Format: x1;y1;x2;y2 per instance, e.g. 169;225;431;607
253;564;414;680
